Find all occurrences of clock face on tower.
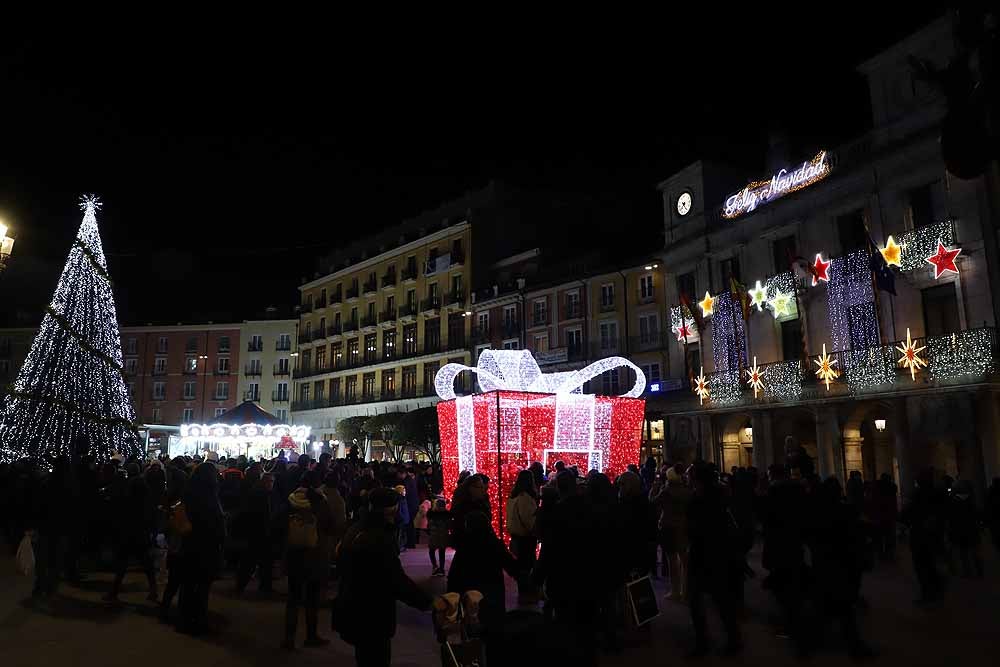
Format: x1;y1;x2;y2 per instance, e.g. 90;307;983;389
676;191;692;217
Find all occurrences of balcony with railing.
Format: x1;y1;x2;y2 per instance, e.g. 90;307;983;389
214;367;231;376
248;340;263;352
471;324;493;343
315;294;328;309
185;341;199;353
346;285;360;301
630;331;671;352
529;310;548;328
343;318;359;334
276;339;291;351
326;323;342;339
637;288;656;304
363;278;378;295
273;364;290;377
564;303;583;320
381;272;397;289
272;390;290;403
380;309;397;326
152;367;168;376
298;332;312;345
300;300;314;314
445;290;465;309
398;304;418;321
402;266;418;282
312;326;327;341
244;364;262;377
450;249;466;266
361;315;378;331
421;296;441;314
292;379;473;412
599;299;616;313
501;320;521;338
331;289;343;305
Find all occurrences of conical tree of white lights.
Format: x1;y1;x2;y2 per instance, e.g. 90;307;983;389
0;196;141;463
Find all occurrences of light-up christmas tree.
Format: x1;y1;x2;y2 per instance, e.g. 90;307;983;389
0;196;141;463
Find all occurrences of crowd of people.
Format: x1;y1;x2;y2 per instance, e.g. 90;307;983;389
3;439;1000;666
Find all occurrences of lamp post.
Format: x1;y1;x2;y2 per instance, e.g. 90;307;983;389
0;221;14;272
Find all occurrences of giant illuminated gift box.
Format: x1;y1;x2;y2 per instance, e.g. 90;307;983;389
434;350;646;535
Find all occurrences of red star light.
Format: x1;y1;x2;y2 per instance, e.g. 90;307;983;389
925;239;961;279
811;253;831;286
675;323;691;342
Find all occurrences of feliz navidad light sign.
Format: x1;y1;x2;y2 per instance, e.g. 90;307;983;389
723;151;831;219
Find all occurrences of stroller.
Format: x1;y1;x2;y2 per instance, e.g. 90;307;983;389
433;591;486;667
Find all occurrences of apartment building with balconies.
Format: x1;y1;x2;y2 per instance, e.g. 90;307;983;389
237;317;297;422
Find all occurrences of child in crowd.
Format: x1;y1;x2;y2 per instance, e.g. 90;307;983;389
427;498;450;576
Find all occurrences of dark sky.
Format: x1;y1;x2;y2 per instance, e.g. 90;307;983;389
0;9;946;326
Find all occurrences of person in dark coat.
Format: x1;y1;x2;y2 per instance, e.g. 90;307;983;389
987;478;1000;555
334;487;431;666
450;474;491;552
236;472;275;594
402;468;419;548
686;463;743;657
282;470;335;649
104;463;158;602
900;468;947;604
947;479;983;578
178;462;226;635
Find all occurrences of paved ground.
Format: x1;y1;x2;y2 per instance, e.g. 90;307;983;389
1;540;999;666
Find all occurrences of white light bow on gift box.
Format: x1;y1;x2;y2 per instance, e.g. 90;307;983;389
434;350;647;535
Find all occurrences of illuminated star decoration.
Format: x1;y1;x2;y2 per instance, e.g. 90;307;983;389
675;322;691;342
693;371;710;405
767;289;793;319
699;291;715;317
896;328;927;381
746;356;765;398
813;343;839;390
811;253;831;286
748;280;768;312
925;239;961;279
880;235;902;268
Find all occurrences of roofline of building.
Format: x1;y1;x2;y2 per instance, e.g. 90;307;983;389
240;319;299;325
855;13;951;74
120;323;244;332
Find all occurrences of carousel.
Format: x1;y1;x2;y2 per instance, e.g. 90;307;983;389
175;401;311;460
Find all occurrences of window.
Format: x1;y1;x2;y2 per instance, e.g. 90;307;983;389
315;345;327;369
475;344;491;363
599;321;619;350
348;339;359;365
277;357;289;374
247;382;260;402
532;299;547;326
534;334;549;352
153;381;165;400
640;363;662;383
250;334;262;351
640;274;654;300
502;339;520;350
403;324;417;355
907;182;937;229
638;314;659;346
448;313;464;348
503;305;517;330
837;209;867;253
248;358;262;375
277;333;291;350
185;356;197;373
566;328;583;357
719;256;740;288
922;283;959;337
383;330;396;359
152;408;161;423
275;382;289;401
424;318;441;352
334;312;342;329
345;376;357;400
319;316;327;335
330;377;341;401
126;337;137;355
366;301;375;321
601;369;621;395
406;255;417;276
215;381;229;400
423;362;439;394
314;380;325;401
677;271;696;301
125;358;138;375
183;381;196;400
406;289;416;308
382;370;396;397
566;290;581;318
217;357;230;373
218;336;230;352
428;282;439;300
685;344;702;377
364;334;377;362
350;306;358;323
301;383;311;402
363;373;375;399
332;343;343;368
215;408;226;418
451;274;463;297
185;336;199;353
182;408;194;423
601;283;615;309
275;408;288;422
304;321;312;338
386;294;395;313
402;366;417;396
127;382;135;398
154;357;167;374
477;312;490;333
157;336;168;353
781;318;803;360
772;235;797;274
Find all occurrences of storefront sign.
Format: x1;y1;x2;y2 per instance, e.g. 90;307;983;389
723;151;830;219
535;347;568;365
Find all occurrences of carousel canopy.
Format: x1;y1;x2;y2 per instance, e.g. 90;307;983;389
180;401;310;442
213;401;282;426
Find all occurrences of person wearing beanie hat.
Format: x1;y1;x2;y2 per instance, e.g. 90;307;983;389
335;486;431;665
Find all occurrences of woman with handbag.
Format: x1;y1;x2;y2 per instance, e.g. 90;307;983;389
505;470;538;599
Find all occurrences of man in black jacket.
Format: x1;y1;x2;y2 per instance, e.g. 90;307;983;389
335;487;431;667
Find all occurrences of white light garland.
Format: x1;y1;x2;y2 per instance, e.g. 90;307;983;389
897;220;956;272
762;359;803;401
670;305;700;343
927;328;996;380
710;369;743;405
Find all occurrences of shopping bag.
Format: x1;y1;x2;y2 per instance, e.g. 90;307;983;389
16;533;35;577
625;575;660;627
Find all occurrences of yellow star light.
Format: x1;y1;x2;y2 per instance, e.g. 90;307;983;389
813;343;839;391
768;289;793;319
896;327;927;381
699;291;715;317
881;235;902;268
748;280;768;312
693;371;710;405
746;356;765;398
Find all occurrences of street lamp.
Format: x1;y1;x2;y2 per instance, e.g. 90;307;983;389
0;221;14;272
874;419;886;432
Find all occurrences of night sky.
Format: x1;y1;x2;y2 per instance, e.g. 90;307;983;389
0;9;946;327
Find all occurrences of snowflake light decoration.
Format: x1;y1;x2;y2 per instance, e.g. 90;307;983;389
813;343;839;390
746;356;765;398
693;371;710;405
896;328;928;381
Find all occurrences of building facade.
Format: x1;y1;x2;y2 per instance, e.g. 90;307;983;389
0;328;36;390
650;15;1000;497
237;318;297;423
